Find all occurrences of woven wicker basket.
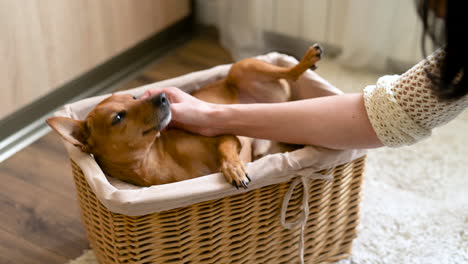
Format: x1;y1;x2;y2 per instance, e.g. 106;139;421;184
56;52;367;263
71;155;365;264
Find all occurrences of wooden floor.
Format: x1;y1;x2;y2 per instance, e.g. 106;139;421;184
0;31;233;264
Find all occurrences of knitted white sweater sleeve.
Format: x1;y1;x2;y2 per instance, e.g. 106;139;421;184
363;49;468;147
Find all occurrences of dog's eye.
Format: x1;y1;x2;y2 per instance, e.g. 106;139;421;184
112;111;126;125
132;96;137;100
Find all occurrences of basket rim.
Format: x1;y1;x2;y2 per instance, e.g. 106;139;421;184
68;145;366;216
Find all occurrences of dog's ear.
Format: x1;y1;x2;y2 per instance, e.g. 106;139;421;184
46;117;89;151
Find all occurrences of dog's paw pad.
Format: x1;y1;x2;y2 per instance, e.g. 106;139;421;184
312;43;323;58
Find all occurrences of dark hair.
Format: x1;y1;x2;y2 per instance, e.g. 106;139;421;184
417;0;467;100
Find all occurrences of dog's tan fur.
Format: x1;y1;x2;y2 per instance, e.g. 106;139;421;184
47;45;322;188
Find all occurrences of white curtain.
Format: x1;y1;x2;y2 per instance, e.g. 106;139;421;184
196;0;427;73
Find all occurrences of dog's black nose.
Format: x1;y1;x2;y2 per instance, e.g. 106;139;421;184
152;93;168;107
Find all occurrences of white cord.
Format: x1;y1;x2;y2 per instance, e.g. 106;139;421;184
280;172;333;264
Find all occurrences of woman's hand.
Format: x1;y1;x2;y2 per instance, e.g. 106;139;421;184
139;86;382;149
141;87;223;136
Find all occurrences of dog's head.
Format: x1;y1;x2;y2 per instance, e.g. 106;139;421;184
47;93;171;161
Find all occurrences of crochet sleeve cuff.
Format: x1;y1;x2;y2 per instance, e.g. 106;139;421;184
363;75;432;147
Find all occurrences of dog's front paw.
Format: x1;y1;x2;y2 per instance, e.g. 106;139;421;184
221;160;251;189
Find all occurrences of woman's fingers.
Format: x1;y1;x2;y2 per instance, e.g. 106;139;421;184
140;86;181;101
140;90;152;100
139;86;222;136
165;87;187;104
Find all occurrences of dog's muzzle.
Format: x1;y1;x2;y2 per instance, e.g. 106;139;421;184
152;93;171;131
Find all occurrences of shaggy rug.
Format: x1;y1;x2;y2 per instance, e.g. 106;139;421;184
68;111;468;264
336;111;468;264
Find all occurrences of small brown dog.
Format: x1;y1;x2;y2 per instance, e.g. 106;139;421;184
47;45;322;188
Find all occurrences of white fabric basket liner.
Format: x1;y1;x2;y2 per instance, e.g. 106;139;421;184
55;52;367;216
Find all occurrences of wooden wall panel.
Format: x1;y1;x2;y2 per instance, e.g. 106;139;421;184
0;0;189;119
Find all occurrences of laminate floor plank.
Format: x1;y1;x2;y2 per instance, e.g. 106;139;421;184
0;30;230;263
0;228;68;264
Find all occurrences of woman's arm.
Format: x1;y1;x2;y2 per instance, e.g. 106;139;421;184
143;87;383;150
210;93;382;149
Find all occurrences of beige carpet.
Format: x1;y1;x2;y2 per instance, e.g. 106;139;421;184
68;59;468;264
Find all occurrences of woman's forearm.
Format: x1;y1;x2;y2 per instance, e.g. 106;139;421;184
209;93;383;149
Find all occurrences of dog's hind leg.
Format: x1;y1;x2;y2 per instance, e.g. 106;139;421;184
225;44;323;103
227;44;323;85
217;135;251;189
286;44;323;79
